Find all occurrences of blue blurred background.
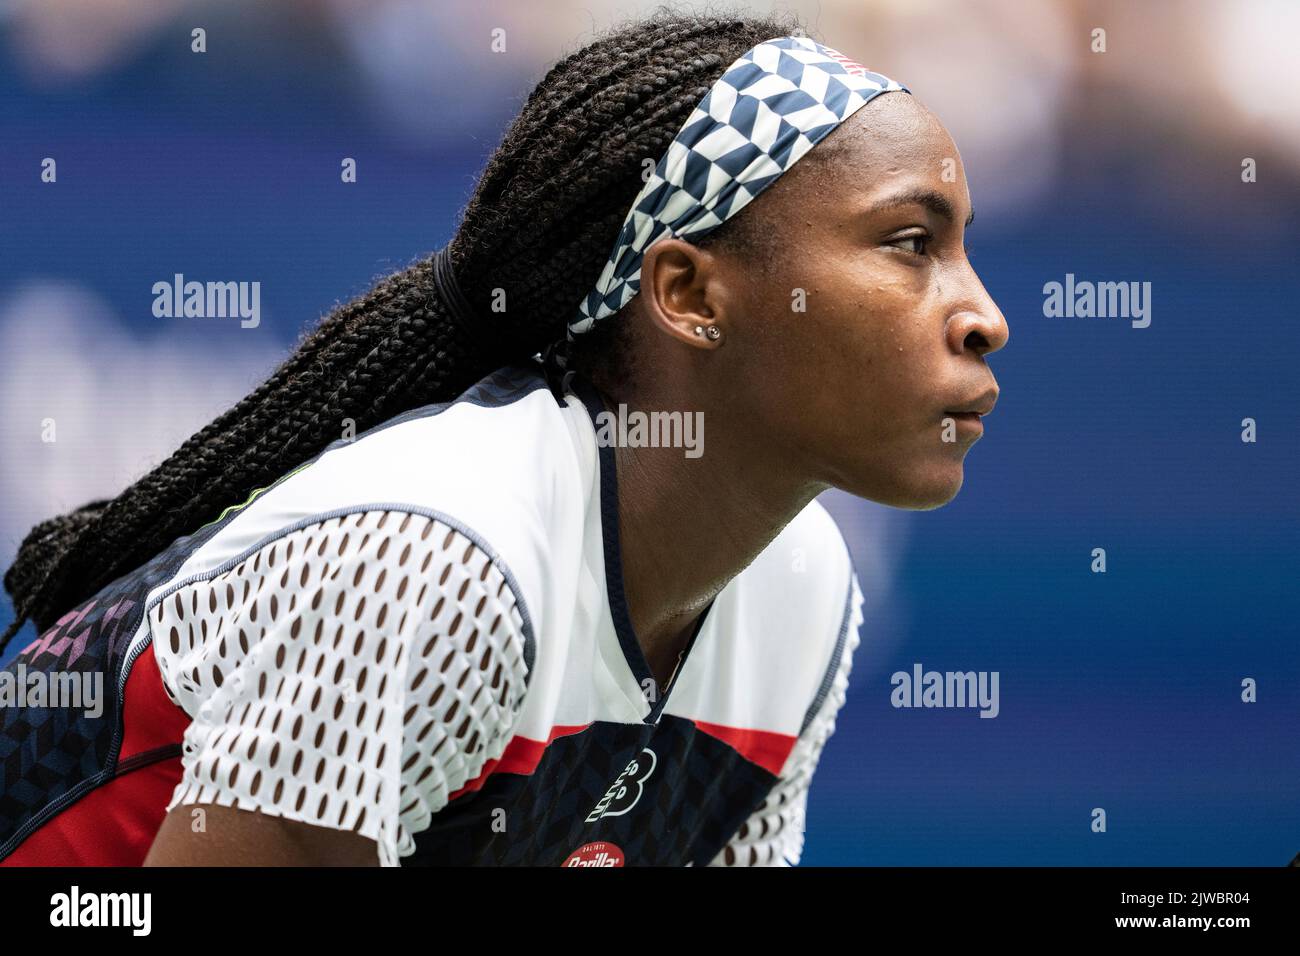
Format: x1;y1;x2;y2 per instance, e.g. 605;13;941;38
1;0;1296;864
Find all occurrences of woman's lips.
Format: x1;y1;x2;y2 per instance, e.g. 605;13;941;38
943;411;984;434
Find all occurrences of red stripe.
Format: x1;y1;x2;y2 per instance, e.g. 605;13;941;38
692;720;795;776
448;723;590;800
118;642;192;760
3;644;188;866
449;717;796;803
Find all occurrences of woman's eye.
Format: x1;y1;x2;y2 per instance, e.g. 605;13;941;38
890;235;929;256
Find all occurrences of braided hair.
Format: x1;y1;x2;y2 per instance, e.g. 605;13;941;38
1;10;804;650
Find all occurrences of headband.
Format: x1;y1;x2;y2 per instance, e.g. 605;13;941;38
554;34;908;364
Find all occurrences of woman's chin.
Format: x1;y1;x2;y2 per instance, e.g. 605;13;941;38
894;469;964;510
836;460;965;511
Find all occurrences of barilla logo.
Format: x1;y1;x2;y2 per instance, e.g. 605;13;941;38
563;842;625;867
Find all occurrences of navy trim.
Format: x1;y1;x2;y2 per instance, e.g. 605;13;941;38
799;554;859;736
567;373;713;724
115;744;184;775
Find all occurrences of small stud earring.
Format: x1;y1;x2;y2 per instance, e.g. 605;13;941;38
705;325;721;341
693;325;705;337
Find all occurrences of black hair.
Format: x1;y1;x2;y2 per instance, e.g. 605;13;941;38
1;9;806;649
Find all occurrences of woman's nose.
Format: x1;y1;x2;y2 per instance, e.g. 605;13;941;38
946;267;1009;356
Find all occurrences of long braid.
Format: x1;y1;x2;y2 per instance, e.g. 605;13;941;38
2;11;803;647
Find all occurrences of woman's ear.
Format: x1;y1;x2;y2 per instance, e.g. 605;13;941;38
638;239;728;350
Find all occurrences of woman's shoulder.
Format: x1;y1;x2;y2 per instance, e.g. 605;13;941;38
171;362;580;573
136;363;582;681
147;502;533;863
295;360;577;506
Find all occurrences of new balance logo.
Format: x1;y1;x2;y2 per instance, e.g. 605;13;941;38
586;747;656;822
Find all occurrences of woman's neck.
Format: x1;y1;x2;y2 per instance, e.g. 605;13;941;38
603;385;827;679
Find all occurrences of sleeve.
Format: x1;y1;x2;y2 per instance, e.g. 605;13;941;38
706;569;864;867
148;507;531;866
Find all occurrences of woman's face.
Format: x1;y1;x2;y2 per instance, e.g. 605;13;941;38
694;92;1008;509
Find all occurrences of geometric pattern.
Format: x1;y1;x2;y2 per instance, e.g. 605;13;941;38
568;34;908;337
0;515;230;858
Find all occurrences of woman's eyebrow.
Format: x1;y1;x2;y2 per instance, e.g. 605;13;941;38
865;187;975;227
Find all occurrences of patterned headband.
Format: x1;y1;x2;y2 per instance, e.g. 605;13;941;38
564;34;909;348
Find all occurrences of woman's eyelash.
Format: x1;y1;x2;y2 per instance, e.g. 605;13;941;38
887;236;975;258
891;234;930;255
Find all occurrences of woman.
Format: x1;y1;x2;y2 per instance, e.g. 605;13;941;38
0;11;1006;866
